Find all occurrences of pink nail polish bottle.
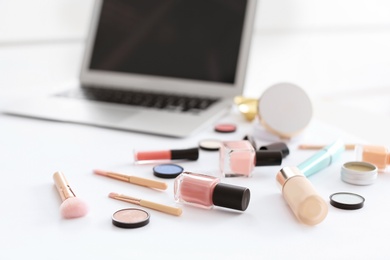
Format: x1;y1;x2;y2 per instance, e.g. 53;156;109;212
174;171;251;211
220;140;282;177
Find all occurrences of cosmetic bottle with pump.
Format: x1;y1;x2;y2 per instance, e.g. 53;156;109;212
276;166;328;225
220;140;282;177
174;171;250;211
355;144;390;172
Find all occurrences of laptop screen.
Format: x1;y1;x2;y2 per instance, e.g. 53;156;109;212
89;0;248;85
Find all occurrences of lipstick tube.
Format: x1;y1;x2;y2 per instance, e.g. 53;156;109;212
276;166;328;225
134;147;199;163
174;171;250;211
219;140;282;177
297;139;345;177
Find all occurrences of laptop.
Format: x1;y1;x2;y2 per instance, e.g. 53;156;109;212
5;0;257;138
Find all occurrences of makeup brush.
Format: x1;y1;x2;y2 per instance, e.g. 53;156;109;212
94;169;168;190
109;192;182;216
53;171;89;219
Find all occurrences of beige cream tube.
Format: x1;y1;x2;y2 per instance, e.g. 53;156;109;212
276;166;328;225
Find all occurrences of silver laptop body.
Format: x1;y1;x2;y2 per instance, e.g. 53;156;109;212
5;0;257;138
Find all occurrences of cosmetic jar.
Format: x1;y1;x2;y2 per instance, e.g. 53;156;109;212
341;161;378;185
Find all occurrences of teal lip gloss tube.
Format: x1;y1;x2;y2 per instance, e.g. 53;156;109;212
297;139;345;177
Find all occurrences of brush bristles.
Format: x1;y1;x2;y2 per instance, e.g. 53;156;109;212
60;197;89;219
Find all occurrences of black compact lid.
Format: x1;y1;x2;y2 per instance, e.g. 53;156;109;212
212;183;250;211
254;150;282;166
259;142;289;158
171;147;199;160
330;192;365;210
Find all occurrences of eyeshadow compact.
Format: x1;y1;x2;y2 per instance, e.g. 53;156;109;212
153;164;184;179
112;208;150;228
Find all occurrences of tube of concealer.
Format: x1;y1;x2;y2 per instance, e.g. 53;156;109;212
297;139;345;177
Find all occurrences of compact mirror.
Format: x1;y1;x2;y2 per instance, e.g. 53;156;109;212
235;83;312;139
258;83;312;139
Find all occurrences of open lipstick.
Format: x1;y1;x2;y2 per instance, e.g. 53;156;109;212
94;169;168;190
134;147;199;163
53;171;89;219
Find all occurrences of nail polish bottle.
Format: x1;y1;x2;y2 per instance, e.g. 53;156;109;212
174;171;250;211
276;166;328;225
220;140;282;177
355;144;390;172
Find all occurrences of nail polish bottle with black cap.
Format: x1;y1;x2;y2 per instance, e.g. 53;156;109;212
174;171;250;211
220;140;282;177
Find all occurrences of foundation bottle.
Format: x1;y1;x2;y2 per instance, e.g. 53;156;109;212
355;144;390;172
276;166;328;225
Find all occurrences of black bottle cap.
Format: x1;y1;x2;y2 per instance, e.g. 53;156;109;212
212;183;250;211
243;135;257;149
259;142;289;158
171;147;199;160
255;150;282;166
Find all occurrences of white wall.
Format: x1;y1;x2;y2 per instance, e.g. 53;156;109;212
1;0;390;43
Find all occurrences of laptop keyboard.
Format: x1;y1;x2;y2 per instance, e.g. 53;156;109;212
57;86;219;113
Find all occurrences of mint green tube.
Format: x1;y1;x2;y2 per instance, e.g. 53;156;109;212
298;139;345;177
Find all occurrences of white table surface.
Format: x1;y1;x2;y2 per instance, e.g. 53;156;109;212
1;1;390;259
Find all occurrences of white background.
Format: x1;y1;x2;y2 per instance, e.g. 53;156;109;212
1;1;390;259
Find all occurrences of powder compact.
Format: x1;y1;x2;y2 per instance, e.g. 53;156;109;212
112;208;150;228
